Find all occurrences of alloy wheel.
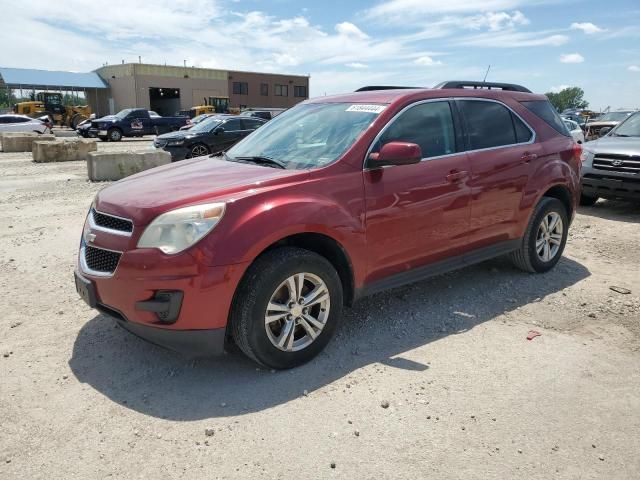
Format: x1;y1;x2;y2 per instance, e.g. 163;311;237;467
264;272;330;352
191;145;209;157
535;212;563;262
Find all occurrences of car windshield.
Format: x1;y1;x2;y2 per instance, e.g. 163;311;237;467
611;113;640;137
190;116;222;133
227;103;384;169
192;114;210;124
115;109;134;120
598;112;633;122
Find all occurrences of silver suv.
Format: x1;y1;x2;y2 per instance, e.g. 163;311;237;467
580;112;640;204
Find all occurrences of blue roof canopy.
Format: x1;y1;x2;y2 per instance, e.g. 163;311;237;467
0;67;107;89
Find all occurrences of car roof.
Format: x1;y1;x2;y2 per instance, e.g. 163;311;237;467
305;88;546;106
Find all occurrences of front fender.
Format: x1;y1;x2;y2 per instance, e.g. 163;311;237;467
194;192;366;270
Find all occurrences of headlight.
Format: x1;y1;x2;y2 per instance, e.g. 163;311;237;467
167;139;184;146
580;149;593;163
137;203;225;254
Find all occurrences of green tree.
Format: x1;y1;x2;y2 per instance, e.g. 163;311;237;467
545;87;589;112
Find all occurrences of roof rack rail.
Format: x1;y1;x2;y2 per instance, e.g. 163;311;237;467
355;86;421;92
434;80;532;93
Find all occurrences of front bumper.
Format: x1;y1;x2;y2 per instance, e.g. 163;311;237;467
156;144;189;161
74;245;249;357
581;174;640;200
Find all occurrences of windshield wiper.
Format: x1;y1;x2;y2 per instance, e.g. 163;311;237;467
612;133;630;137
234;156;286;169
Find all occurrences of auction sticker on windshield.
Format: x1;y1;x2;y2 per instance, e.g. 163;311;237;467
345;104;387;114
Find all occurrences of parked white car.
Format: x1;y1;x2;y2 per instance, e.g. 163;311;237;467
0;114;51;134
563;118;585;144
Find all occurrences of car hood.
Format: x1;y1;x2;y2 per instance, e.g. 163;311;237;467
95;157;306;225
584;136;640;155
155;131;199;141
94;115;118;123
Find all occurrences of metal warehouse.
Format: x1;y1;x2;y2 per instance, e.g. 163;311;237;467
0;63;310;117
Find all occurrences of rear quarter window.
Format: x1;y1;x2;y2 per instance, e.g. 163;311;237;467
521;100;571;136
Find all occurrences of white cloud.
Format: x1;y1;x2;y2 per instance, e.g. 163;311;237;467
628;65;640;72
560;53;585;63
414;56;443;66
367;0;537;20
335;22;369;39
461;10;529;31
346;62;369;69
456;31;569;48
570;22;604;34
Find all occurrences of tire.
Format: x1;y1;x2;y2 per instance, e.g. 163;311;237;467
107;128;122;142
509;197;569;273
71;114;86;130
230;247;343;369
188;143;210;158
579;194;598;206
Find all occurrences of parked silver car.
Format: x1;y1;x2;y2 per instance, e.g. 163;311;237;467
580;111;640;204
0;114;51;134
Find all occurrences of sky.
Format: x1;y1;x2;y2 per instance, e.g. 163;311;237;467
1;0;639;110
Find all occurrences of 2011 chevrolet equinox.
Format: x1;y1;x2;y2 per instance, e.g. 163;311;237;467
75;81;581;369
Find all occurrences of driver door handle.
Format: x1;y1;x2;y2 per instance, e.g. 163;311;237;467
446;170;469;183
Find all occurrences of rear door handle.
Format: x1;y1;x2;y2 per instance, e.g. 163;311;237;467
446;170;469;183
521;152;538;163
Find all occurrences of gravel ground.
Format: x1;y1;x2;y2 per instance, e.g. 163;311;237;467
1;139;639;479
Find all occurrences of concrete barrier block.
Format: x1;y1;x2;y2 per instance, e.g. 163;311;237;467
32;139;97;163
53;130;80;138
87;150;172;182
1;133;56;152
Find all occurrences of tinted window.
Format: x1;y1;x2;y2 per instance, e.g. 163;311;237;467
294;86;307;98
0;117;9;124
224;119;242;131
275;84;288;97
521;100;570;136
513;113;533;143
241;119;264;130
459;100;517;149
375;101;457;159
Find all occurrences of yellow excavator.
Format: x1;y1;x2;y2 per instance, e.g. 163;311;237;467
13;92;91;129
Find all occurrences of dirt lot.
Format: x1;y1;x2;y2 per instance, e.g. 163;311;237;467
1;138;639;479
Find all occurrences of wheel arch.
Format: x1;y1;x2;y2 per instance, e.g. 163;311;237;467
237;231;356;308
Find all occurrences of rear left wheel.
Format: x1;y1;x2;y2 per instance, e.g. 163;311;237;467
509;197;569;273
230;247;343;369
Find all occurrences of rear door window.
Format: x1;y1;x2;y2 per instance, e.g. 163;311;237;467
513;113;533;143
224;119;242;131
375;101;457;159
458;100;518;150
241;119;264;130
521;100;570;136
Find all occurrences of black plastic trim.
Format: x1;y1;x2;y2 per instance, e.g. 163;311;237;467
435;81;532;93
357;239;521;299
135;290;183;324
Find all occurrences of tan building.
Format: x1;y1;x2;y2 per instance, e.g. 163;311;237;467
95;63;309;116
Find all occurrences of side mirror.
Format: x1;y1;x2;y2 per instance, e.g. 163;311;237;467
368;141;422;168
213;126;224;135
599;126;612;136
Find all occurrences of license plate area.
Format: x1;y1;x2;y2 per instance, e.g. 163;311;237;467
75;272;97;308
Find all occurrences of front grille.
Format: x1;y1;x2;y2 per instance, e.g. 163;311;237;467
84;246;121;274
593;154;640;174
92;209;133;233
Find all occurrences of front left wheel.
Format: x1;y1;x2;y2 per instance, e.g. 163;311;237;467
230;247;343;369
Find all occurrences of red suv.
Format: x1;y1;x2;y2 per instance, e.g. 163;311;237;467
75;81;581;369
